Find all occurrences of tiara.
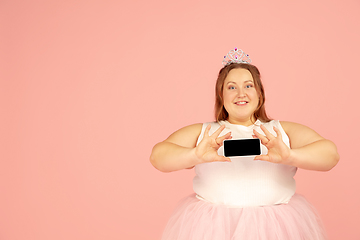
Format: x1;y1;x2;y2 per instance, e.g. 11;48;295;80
222;48;252;65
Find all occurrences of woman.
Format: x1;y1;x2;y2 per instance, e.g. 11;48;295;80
150;48;339;240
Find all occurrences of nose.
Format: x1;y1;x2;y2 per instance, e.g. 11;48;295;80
237;87;246;98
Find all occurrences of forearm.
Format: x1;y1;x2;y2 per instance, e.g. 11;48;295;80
150;142;201;173
287;139;339;171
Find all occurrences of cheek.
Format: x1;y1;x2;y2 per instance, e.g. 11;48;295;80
248;90;260;104
254;92;260;105
223;92;237;105
223;91;231;101
251;89;259;99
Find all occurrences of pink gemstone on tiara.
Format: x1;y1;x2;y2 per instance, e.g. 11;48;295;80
235;48;237;51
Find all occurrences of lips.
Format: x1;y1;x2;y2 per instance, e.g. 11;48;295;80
235;101;248;106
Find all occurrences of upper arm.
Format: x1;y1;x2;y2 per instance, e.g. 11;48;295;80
163;123;203;148
280;121;325;149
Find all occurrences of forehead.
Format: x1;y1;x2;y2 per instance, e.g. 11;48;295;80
224;68;253;83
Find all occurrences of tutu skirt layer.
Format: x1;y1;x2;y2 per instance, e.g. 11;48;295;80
162;193;327;240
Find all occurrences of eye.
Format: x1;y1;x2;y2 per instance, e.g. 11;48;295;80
245;84;254;88
228;86;236;90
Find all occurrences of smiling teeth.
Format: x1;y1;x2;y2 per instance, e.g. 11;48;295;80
238;102;247;104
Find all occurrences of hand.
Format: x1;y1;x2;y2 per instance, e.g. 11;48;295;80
195;124;232;163
252;125;291;164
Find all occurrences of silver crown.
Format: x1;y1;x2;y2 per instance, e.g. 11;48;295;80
222;48;252;65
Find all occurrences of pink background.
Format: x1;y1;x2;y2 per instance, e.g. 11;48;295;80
1;0;359;239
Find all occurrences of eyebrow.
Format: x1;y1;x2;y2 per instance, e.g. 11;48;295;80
226;80;253;85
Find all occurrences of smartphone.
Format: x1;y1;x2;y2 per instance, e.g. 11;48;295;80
223;138;261;157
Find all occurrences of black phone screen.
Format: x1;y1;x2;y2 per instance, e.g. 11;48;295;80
223;138;261;157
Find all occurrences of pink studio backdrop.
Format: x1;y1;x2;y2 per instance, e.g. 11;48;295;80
1;0;359;239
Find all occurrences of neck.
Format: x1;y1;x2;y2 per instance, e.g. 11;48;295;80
227;116;257;126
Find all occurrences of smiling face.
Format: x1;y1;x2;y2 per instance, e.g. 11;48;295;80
222;68;259;125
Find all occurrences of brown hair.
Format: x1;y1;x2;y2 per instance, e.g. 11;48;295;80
215;63;271;123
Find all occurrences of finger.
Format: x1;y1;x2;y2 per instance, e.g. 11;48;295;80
216;132;232;145
273;126;283;140
254;155;271;162
204;124;211;136
253;129;269;144
260;125;276;140
215;155;232;162
252;129;262;138
211;125;226;139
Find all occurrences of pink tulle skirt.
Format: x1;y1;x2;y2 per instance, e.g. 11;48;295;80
161;193;327;240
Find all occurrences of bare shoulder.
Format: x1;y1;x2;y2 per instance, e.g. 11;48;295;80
280;121;318;134
280;121;308;132
164;123;203;148
280;121;324;148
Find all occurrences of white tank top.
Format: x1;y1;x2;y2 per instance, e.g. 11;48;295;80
193;120;297;207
